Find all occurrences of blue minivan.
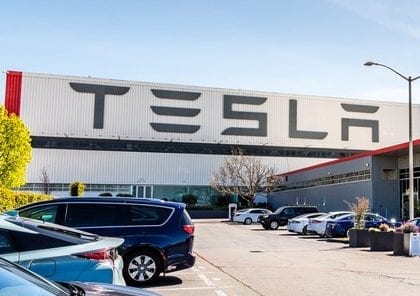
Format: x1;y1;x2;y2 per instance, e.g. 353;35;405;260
15;197;196;286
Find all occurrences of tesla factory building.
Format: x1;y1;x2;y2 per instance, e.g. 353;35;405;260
4;71;420;206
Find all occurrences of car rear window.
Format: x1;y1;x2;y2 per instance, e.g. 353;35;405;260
127;205;173;226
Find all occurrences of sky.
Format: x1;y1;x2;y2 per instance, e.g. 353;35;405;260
2;0;420;104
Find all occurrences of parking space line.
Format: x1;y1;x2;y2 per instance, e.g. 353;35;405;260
215;290;227;296
151;285;235;292
198;273;215;286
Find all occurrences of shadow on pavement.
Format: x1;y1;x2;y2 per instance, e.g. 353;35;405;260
130;276;183;288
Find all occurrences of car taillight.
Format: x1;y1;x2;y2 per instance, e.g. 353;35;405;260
183;224;195;234
75;248;117;261
312;220;321;224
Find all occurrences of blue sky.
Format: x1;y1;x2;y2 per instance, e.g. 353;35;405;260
2;0;420;104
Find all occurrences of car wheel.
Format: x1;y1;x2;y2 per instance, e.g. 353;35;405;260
123;250;162;286
269;221;279;230
302;225;308;235
346;228;351;238
244;218;252;225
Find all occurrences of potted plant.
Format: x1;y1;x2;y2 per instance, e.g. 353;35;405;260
393;222;418;256
347;197;371;247
370;223;395;251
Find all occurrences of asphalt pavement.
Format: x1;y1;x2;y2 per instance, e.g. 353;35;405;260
148;219;420;296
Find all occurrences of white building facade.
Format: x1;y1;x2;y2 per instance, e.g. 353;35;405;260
4;71;420;204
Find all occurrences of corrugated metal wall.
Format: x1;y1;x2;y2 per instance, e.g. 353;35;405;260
18;72;420;150
268;181;373;215
27;149;324;185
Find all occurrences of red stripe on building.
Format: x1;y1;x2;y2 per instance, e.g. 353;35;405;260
5;71;22;116
279;139;420;176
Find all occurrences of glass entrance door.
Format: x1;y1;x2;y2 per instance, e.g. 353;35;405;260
401;192;419;221
135;185;153;198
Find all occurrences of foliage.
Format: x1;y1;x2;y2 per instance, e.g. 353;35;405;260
378;223;390;232
346;196;369;229
99;192;113;196
0;106;32;188
69;181;85;197
210;148;279;206
215;194;231;207
0;186;52;212
115;193;133;197
182;193;198;207
397;222;418;233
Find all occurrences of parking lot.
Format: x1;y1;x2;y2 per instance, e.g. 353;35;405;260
147;219;420;296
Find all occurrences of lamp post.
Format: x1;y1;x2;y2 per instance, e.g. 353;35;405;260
364;61;419;220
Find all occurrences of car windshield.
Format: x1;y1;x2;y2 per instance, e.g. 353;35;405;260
337;214;355;221
292;213;313;219
274;207;285;214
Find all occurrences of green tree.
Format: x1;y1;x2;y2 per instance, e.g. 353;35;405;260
70;181;85;197
0;106;32;188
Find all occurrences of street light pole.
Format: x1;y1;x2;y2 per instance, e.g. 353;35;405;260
364;61;419;220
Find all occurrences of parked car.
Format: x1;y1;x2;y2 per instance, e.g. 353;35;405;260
259;205;318;230
0;214;125;285
408;217;420;227
233;208;272;224
287;212;326;234
306;211;354;237
0;256;160;296
15;197;196;285
325;212;393;237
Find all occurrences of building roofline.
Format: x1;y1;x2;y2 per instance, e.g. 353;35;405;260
278;139;420;176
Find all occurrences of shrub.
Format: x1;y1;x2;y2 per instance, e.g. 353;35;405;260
182;194;198;207
398;222;418;233
378;223;390;232
99;192;113;196
69;181;85;197
346;196;369;229
0;187;52;212
215;194;231;207
115;193;133;197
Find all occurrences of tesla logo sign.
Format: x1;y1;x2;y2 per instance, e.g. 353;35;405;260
70;83;380;142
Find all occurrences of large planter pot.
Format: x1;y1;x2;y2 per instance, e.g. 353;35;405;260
393;232;410;256
349;228;371;247
370;231;394;251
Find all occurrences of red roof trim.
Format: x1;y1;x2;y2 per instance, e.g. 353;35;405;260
280;139;420;176
5;71;22;116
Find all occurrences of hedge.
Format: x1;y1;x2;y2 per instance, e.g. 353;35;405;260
0;187;53;212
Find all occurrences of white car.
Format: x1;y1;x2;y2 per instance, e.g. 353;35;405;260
287;212;326;234
306;211;354;237
233;208;272;225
